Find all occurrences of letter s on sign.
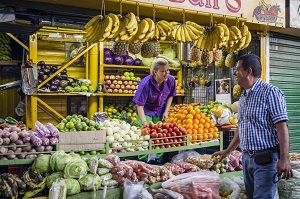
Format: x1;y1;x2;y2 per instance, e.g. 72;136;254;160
226;0;241;13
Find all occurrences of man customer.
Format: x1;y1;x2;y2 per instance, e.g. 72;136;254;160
213;54;292;199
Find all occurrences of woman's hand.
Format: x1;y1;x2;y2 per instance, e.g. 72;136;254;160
162;112;168;122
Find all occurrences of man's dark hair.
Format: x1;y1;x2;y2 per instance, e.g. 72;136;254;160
238;54;261;78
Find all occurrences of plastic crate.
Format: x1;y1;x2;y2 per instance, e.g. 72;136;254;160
223;130;235;149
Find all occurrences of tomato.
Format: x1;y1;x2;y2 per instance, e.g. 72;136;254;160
168;128;173;133
164;138;169;143
169;124;174;128
152;124;158;130
157;128;163;133
150;129;157;134
154;140;160;144
157;133;163;138
151;132;158;138
171;132;177;137
162;124;169;129
176;131;183;136
173;127;179;133
141;128;150;135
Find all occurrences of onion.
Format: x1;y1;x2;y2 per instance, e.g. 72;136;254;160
113;56;124;65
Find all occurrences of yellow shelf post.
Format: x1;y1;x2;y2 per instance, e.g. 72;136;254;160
98;42;105;111
88;43;99;118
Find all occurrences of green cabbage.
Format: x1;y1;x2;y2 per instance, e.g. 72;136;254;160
46;172;64;188
163;48;176;59
50;151;73;172
142;57;154;67
32;154;51;174
64;178;81;195
64;158;88;179
78;174;102;191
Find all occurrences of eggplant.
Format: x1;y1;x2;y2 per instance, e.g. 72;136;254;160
38;79;43;84
37;61;45;66
38;71;44;76
57;86;63;91
51;79;60;87
58;73;68;80
70;82;77;87
50;66;57;73
61;69;67;74
43;74;49;80
44;67;51;75
45;82;51;88
50;85;58;91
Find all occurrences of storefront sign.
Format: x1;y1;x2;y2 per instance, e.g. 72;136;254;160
289;0;300;28
133;0;285;27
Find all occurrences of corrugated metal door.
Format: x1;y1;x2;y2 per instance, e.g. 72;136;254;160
269;33;300;152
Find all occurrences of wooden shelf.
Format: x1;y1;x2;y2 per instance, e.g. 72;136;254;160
103;64;181;71
0;159;33;166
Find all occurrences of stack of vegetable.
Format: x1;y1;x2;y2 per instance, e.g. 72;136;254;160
64;78;96;93
103;102;137;125
0;121;57;160
103;119;149;153
56;114;102;132
0;33;11;61
104;48;143;66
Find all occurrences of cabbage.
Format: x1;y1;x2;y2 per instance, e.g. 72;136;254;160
64;178;81;195
163;47;176;59
142;57;154;67
104;48;113;58
32;154;51;174
124;56;134;65
133;58;143;66
46;172;63;188
78;174;102;191
50;151;73;172
64;158;88;179
113;55;124;65
104;56;113;64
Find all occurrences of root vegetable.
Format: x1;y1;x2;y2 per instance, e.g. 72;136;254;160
15;148;22;154
15;139;23;145
0;157;8;160
45;145;53;151
2;130;10;138
17;153;26;159
22;136;30;143
0;138;3;145
18;130;28;138
9;126;21;132
7;150;16;159
22;143;32;152
0;147;8;154
9;143;17;151
26;154;37;159
9;132;19;143
3;138;10;145
35;146;45;152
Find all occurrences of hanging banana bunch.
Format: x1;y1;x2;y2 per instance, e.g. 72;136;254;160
114;12;138;42
171;21;205;42
226;23;251;53
154;20;174;41
130;18;155;43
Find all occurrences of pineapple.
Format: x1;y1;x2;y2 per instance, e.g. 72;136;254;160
190;46;202;62
201;51;214;66
113;42;128;56
141;41;160;58
213;49;223;61
225;53;237;68
129;42;142;54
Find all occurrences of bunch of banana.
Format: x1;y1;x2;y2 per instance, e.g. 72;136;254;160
154;20;174;41
22;178;46;199
114;12;138;42
23;168;43;190
226;23;251;52
84;13;120;43
130;18;155;43
211;23;229;49
0;173;27;199
171;21;205;42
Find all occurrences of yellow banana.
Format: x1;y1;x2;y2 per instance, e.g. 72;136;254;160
217;23;229;37
145;18;155;33
171;24;180;40
154;25;160;40
157;24;167;40
125;12;136;30
196;34;204;49
240;23;249;37
186;21;205;32
158;20;172;33
200;34;207;51
242;31;252;49
185;25;198;40
229;30;238;41
85;15;101;29
214;25;224;39
108;14;120;37
175;26;182;42
238;36;247;49
230;26;242;39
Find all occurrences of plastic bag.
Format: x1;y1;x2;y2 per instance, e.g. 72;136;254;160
162;171;220;199
171;150;200;162
278;169;300;199
123;179;144;199
219;178;240;199
104;154;120;166
49;179;67;199
88;157;98;174
21;60;38;95
230;176;245;192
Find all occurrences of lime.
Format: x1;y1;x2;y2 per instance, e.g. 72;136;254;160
66;121;75;129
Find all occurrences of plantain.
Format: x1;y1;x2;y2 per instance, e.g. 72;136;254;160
12;174;27;191
230;26;242;39
242;31;252;49
84;15;101;29
240;23;249;37
185;25;199;40
22;178;46;199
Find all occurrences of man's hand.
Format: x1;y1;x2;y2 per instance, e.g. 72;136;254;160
278;157;293;180
212;150;230;160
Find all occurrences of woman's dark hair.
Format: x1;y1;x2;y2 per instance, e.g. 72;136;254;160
238;54;261;78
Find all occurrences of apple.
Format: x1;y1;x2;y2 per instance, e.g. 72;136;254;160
136;77;141;81
120;85;125;90
173;127;179;133
169;124;174;128
118;89;123;93
162;133;167;137
116;84;121;89
116;75;121;80
163;124;169;129
123;90;129;94
131;77;136;81
107;88;112;93
176;131;183;136
117;80;122;85
125;76;131;80
105;75;110;80
110;75;116;80
112;80;118;85
113;88;118;93
162;129;168;134
168;128;173;133
151;132;158;138
129;72;134;77
131;85;136;90
133;81;138;86
152;124;158;130
121;75;126;80
128;90;133;94
171;132;177;137
141;128;150;135
106;80;112;85
124;72;130;77
128;81;133;85
123;81;128;85
109;84;115;89
157;128;163;133
157;133;163;138
150;129;157;134
125;85;131;90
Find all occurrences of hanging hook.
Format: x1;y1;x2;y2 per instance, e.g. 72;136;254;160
224;15;226;24
119;0;123;17
136;2;140;21
182;9;186;24
153;5;156;22
236;17;239;27
210;13;214;28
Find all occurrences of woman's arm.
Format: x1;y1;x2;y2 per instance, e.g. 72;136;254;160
136;105;147;125
162;96;173;121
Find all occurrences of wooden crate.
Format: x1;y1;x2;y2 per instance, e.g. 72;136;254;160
57;130;106;152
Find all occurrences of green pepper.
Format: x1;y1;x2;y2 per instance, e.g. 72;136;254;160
5;117;18;125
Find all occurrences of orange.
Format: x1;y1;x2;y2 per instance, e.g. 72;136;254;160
187;129;193;135
194;114;201;120
197;129;204;134
186;119;193;125
198;124;204;129
180;114;186;120
204;123;210;129
203;129;209;134
208;133;214;139
168;118;173;123
197;134;203;140
182;110;188;115
195;108;201;114
213;127;219;132
193;119;200;125
200;118;206;124
189;110;196;115
187;105;193;112
203;134;208;140
192;129;198;135
208;127;215;133
187;125;193;130
192;135;198;141
186;114;193;120
193;124;199;130
213;132;220;138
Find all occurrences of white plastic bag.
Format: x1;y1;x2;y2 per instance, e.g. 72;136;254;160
123;179;144;199
49;179;67;199
219;178;240;199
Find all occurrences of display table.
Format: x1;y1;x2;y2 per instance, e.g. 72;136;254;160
67;171;243;199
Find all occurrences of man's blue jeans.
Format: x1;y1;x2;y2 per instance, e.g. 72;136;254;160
242;152;279;199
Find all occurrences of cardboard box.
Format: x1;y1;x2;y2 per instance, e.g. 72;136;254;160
57;130;106;152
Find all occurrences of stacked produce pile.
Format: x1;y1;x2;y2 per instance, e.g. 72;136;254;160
56;114;102;132
0;120;57;160
167;104;220;143
175;80;184;95
104;72;141;94
103;119;149;153
104;48;143;66
141;122;187;149
38;61;95;93
103;102;137;124
0;33;11;61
